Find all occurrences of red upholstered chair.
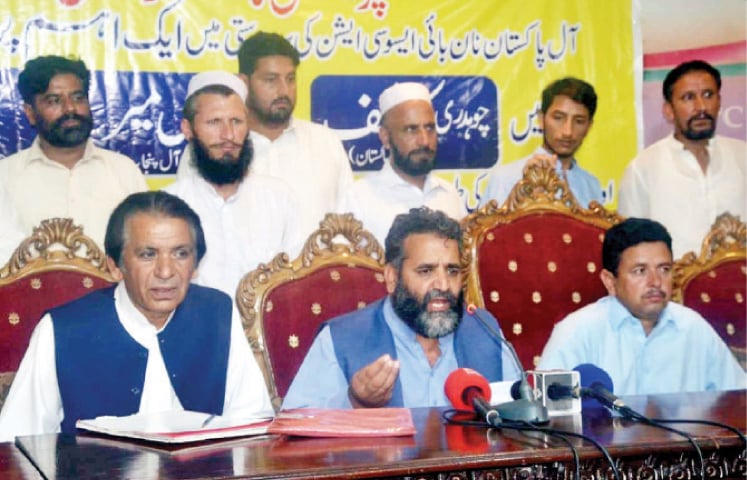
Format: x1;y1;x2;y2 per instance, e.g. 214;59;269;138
463;164;624;369
0;218;115;409
673;213;746;368
236;213;387;407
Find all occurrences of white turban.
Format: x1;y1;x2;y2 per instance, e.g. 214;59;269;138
378;82;432;116
186;71;247;102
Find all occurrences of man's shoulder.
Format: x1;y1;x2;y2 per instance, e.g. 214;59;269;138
293;118;339;139
326;298;386;330
630;136;676;165
0;146;34;174
555;297;611;329
50;286;116;323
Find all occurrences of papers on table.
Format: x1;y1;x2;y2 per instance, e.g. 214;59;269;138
75;410;273;444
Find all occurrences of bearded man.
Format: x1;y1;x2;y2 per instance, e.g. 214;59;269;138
282;207;520;409
342;82;466;246
0;55;147;248
618;60;746;258
164;71;302;298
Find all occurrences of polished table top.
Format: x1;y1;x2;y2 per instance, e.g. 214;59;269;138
2;389;745;479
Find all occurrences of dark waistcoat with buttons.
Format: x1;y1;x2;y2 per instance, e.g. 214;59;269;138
52;284;231;434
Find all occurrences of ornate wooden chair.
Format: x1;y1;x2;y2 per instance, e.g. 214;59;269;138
673;213;746;368
0;218;115;410
464;164;624;369
236;213;388;406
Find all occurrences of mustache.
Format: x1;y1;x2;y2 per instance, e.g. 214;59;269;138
423;289;458;306
688;112;714;123
272;96;292;105
52;113;90;128
410;147;436;156
643;289;666;298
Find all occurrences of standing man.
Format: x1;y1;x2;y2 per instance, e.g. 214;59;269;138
0;191;273;441
179;32;354;239
481;77;603;208
538;217;745;395
342;82;466;246
165;71;301;298
0;55;147;248
618;60;746;258
283;207;520;409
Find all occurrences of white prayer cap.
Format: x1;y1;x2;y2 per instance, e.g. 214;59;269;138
186;71;247;102
378;82;431;116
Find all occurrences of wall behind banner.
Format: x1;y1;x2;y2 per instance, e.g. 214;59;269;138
0;0;637;211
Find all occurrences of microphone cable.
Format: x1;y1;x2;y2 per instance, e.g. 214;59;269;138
588;390;706;479
441;407;621;480
644;418;746;449
441;409;581;480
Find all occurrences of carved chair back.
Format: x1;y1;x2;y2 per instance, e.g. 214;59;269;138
673;213;747;368
463;165;624;369
0;218;115;409
236;213;387;405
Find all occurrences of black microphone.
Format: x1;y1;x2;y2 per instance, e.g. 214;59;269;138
585;382;630;414
466;304;549;424
544;364;615;401
445;368;501;427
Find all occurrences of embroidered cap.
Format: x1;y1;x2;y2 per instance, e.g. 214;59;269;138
378;82;431;116
186;71;247;102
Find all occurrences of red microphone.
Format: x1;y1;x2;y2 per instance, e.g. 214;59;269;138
444;368;501;427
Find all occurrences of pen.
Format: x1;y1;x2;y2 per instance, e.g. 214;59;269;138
201;414;216;428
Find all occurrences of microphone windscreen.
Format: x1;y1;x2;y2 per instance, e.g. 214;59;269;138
444;368;490;411
509;379;523;400
573;363;614;393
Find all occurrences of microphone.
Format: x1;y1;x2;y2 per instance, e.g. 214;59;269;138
519;364;615;415
445;368;501;427
466;304;549;424
585;382;629;414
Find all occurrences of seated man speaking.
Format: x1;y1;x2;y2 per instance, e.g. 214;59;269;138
283;207;520;409
538;217;745;395
0;191;273;441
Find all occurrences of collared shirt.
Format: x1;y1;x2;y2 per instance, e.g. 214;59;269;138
341;160;467;246
481;147;603;208
177;118;354;239
164;171;302;298
0;283;274;442
0;181;25;264
618;134;746;258
282;297;521;409
0;138;147;248
537;296;746;395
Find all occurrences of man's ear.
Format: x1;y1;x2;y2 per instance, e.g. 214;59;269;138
22;103;36;126
600;269;616;296
378;126;390;150
181;119;193;141
384;263;398;294
662;101;674;123
106;256;124;282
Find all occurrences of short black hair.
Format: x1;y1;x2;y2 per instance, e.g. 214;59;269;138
105;191;206;267
183;84;240;124
662;60;721;102
385;207;462;269
17;55;90;105
238;31;300;75
602;218;672;276
541;77;597;120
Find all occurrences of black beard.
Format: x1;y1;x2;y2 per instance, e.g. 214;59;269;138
390;142;436;177
682;114;716;141
191;135;253;185
247;96;294;127
36;112;93;148
391;282;462;338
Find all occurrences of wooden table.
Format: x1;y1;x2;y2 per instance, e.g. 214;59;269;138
4;389;746;479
